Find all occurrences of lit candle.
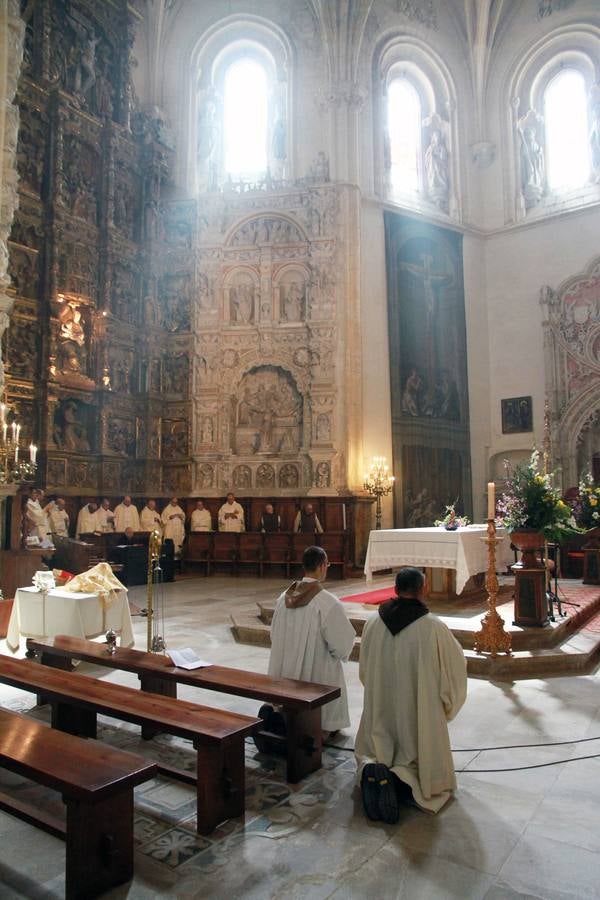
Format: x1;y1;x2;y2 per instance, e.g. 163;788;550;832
487;482;495;520
15;424;21;444
14;445;18;464
29;444;37;464
10;422;16;443
0;403;5;425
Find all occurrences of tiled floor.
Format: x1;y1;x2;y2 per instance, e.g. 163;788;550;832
1;574;600;899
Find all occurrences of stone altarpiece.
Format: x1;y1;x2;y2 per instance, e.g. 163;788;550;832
3;0;192;498
541;256;600;487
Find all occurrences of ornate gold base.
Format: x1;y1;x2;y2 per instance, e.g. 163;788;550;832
473;519;512;658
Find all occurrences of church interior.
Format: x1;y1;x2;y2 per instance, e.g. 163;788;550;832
1;0;600;896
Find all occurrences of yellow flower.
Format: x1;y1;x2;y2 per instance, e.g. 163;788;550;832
534;475;545;485
591;497;598;507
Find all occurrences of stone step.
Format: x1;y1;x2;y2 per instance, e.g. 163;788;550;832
230;612;361;661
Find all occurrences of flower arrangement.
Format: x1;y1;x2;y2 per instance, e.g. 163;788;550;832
574;474;600;530
434;503;470;529
497;450;577;542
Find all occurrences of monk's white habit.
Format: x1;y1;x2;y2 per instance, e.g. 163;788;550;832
26;499;50;539
113;503;140;533
161;504;186;552
356;612;467;813
268;578;356;731
140;506;162;532
75;505;97;538
191;508;212;531
218;500;244;532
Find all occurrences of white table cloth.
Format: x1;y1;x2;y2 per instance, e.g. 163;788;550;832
364;525;513;593
6;586;134;652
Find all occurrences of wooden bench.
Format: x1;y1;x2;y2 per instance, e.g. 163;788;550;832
0;655;260;835
0;707;156;899
26;635;341;783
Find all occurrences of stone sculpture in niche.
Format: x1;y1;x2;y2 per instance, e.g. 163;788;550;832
233;465;252;489
108;418;135;456
230;283;254;324
67;16;99;107
6;318;37;379
54;398;91;453
231;217;302;247
201;416;214;443
257;463;275;487
315;461;331;488
316;413;331;442
57;300;87;375
235;367;302;454
279;463;299;488
424;128;449;209
518;112;545;207
198;462;214;488
281;281;305;322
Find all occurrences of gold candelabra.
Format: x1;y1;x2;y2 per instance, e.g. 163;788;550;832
473;518;512;657
146;529;166;653
0;401;38;484
363;456;395;530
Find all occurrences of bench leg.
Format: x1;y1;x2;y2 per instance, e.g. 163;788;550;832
52;702;97;739
285;708;322;783
37;652;74;706
194;739;245;835
138;674;177;740
65;789;134;900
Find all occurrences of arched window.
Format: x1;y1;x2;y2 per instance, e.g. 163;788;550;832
544;68;590;191
223;58;269;181
387;78;422;194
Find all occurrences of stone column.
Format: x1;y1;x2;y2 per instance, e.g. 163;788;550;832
0;0;25;393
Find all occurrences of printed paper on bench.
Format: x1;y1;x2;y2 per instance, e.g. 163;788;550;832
169;647;212;670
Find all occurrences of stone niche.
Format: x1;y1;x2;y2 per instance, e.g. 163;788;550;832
235;365;302;456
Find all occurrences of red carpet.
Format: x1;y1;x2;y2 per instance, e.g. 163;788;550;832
339;587;394;605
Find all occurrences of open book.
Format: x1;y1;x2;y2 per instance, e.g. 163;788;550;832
168;648;212;670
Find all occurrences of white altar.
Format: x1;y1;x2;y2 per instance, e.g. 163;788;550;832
5;586;134;652
364;525;513;595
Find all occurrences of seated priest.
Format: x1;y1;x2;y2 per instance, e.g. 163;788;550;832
45;497;69;537
26;488;50;540
268;545;355;739
140;498;162;532
121;526;142;546
95;497;115;532
161;497;186;554
113;495;140;532
356;567;467;822
191;499;212;532
75;500;98;538
218;492;245;532
293;502;323;534
260;502;281;532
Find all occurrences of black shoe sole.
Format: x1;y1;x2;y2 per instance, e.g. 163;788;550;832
361;763;400;824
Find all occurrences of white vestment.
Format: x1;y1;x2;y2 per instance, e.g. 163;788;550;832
191;508;212;531
268;578;356;731
47;505;69;536
218;501;245;532
95;507;115;532
161;504;186;552
356;612;467;813
76;505;98;538
26;499;50;539
113;503;140;533
140;506;162;532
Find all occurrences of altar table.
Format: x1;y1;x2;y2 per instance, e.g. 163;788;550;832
5;586;134;652
364;526;513;594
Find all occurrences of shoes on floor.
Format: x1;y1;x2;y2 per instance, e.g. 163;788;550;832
361;763;401;824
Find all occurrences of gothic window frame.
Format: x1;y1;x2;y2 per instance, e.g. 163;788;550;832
190;17;292;193
507;26;600;222
373;36;461;220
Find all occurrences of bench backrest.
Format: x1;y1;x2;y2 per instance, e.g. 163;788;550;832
0;708;156;800
27;636;341;709
0;654;260;743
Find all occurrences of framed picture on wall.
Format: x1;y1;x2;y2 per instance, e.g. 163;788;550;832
501;396;533;434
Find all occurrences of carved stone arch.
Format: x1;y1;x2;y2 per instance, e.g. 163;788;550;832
542;253;600;487
224;212;309;247
220;349;309;394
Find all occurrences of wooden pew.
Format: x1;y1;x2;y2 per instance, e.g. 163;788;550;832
0;655;260;835
0;707;156;900
26;635;341;783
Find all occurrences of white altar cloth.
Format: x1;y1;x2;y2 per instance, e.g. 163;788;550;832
6;586;134;652
364;526;513;593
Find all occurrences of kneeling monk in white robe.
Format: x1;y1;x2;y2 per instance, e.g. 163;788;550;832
268;545;355;735
356;567;467;820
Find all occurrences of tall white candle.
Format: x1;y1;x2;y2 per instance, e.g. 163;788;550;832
10;422;16;443
1;423;6;444
0;403;5;425
15;424;21;444
14;445;18;464
29;444;37;464
487;482;495;520
342;503;346;531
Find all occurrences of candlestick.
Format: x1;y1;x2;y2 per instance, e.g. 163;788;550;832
487;482;495;520
364;456;395;530
473;519;512;657
10;422;16;443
